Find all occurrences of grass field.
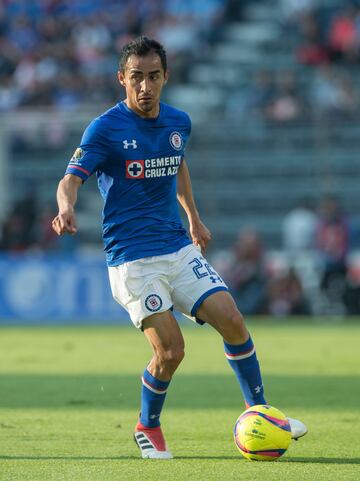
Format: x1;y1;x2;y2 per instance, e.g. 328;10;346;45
0;319;359;481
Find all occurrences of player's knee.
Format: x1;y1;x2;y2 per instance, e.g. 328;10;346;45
223;311;248;343
230;311;245;330
163;346;185;366
157;346;185;372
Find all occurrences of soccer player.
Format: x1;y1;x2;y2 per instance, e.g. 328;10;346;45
52;36;307;459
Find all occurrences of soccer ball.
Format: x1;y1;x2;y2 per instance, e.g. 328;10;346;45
233;404;291;461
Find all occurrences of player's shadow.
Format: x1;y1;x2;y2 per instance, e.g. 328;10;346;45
0;455;238;460
282;457;360;465
0;373;359;409
179;456;360;464
1;455;359;464
0;456;139;461
173;456;360;464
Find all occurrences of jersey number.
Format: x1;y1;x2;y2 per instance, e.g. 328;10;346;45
189;258;221;283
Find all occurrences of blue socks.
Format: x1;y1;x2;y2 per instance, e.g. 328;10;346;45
139;337;264;427
140;369;170;428
224;336;266;407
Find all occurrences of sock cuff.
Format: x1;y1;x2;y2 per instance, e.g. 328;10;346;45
142;369;170;395
224;336;255;360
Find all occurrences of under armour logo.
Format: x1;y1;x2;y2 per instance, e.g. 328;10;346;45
209;275;222;284
123;139;137;149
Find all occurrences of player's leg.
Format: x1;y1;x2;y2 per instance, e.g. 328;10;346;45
108;262;182;458
140;310;185;425
195;290;307;439
170;245;265;407
196;290;266;407
134;310;184;459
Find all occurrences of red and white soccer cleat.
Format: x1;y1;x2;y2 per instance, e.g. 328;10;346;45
288;417;308;440
134;421;173;459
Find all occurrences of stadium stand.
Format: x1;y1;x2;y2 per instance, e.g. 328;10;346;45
1;0;360;316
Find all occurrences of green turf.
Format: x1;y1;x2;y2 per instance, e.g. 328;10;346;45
0;320;359;481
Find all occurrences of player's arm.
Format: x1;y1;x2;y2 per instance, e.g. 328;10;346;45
177;159;211;252
52;174;83;236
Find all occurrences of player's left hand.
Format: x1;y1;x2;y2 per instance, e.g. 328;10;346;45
190;220;211;254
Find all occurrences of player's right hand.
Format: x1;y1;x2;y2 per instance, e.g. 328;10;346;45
52;210;77;236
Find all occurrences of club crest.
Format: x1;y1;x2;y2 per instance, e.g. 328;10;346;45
145;294;163;312
169;131;183;151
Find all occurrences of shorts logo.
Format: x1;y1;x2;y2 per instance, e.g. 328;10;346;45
126;160;144;178
169;131;183;151
145;294;163;312
71;147;85;163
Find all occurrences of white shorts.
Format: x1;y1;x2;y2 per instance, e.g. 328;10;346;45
108;244;228;329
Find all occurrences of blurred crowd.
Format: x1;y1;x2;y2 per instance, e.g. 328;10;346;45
3;191;359;316
0;191;61;252
286;1;360;66
287;0;360;122
226;65;358;125
226;1;360;125
0;0;232;112
1;0;360;317
213;195;360;316
2;0;360;121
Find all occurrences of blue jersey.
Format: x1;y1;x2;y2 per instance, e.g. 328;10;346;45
65;101;192;266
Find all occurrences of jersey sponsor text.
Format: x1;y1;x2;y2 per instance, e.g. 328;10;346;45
126;155;182;179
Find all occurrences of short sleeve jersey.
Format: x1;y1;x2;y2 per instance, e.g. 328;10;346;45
65;101;192;266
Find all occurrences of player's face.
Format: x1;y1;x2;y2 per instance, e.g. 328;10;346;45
118;52;168;118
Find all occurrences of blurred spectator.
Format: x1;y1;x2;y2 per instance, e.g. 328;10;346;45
0;74;22;111
344;254;360;314
219;229;267;315
0;193;67;253
225;69;274;124
266;267;310;316
147;15;199;83
0;212;30;251
37;206;59;251
280;0;318;24
0;192;37;252
327;5;359;63
310;65;358;120
296;11;329;65
297;37;329;66
214;228;311;317
316;195;350;304
267;70;305;123
192;0;227;44
282;198;318;255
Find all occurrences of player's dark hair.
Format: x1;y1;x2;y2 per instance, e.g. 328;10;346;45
119;36;167;73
